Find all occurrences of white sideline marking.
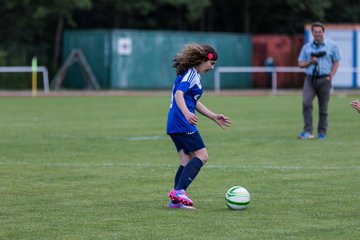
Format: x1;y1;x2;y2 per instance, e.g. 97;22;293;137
207;164;360;170
0;162;359;171
50;134;167;141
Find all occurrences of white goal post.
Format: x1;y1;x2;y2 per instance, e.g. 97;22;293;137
214;66;360;94
0;66;50;94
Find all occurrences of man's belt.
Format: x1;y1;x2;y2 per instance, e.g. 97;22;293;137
307;74;329;79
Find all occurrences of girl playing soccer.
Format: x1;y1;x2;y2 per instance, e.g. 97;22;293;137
166;43;232;209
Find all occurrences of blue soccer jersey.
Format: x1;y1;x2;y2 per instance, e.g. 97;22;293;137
166;68;203;134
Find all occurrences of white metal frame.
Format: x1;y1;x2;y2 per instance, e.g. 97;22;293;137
0;66;50;94
214;66;359;94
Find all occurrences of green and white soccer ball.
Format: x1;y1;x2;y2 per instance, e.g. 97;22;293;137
225;186;250;210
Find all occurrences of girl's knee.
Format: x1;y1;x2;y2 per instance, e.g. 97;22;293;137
201;157;208;164
192;148;208;164
198;153;208;164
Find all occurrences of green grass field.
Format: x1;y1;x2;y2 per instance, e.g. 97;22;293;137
0;93;359;239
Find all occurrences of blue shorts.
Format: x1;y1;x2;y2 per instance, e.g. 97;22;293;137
169;131;205;154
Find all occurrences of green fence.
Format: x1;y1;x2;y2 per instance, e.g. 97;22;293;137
62;30;111;89
62;30;252;89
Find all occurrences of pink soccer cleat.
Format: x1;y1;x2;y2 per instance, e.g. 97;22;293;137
167;201;196;210
168;189;193;206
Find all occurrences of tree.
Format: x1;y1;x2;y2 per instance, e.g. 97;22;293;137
325;0;360;23
2;0;360;78
32;1;92;71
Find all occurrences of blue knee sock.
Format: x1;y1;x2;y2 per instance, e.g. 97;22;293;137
175;157;203;191
174;165;185;188
172;165;185;204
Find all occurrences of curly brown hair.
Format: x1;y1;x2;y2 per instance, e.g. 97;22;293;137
172;43;218;75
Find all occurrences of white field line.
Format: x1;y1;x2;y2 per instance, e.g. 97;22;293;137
50;134;168;141
48;134;360;146
0;161;359;171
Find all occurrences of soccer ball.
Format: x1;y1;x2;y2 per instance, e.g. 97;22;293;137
225;186;250;210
